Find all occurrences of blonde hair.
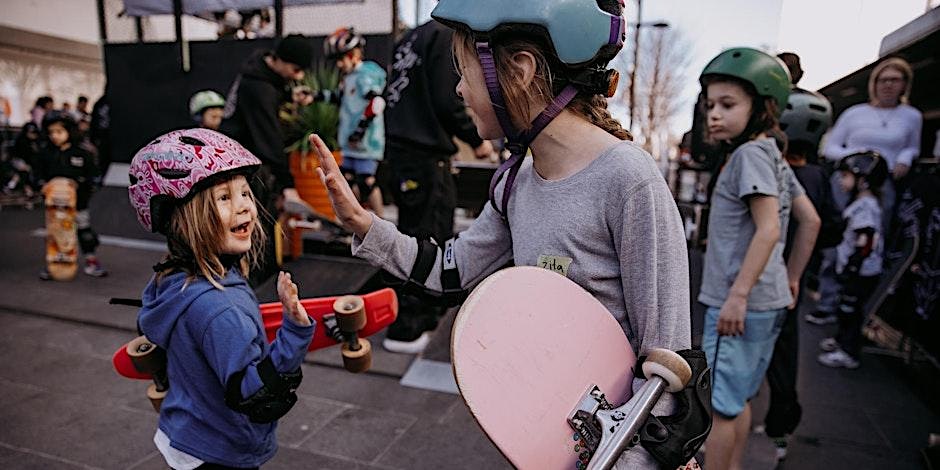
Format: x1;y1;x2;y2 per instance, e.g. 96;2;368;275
868;57;913;105
158;175;267;290
453;30;631;141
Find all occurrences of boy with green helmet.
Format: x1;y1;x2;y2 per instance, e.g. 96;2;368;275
697;47;821;470
189;90;226;131
311;0;710;467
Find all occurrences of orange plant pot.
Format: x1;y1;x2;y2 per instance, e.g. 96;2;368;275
289;149;342;219
287;149;342;259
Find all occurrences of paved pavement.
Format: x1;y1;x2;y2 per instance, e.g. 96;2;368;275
0;187;937;469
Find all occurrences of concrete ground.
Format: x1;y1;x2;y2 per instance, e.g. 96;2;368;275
0;186;937;469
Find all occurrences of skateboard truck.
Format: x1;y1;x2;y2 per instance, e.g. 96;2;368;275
567;348;692;470
126;336;169;413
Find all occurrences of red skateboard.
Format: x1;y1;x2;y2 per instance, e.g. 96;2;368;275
114;288;397;409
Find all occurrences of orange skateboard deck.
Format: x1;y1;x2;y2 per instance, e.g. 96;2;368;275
452;267;693;469
43;177;78;281
113;287;397;380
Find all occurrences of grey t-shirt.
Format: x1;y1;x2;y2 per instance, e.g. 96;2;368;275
836;194;883;276
699;138;805;311
352;140;691;468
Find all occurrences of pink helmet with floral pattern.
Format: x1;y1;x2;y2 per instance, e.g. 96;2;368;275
128;128;261;233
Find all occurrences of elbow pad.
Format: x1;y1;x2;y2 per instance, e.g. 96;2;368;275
225;356;303;423
637;349;712;468
393;236;468;307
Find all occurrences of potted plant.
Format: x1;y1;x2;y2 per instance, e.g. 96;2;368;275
282;63;342;219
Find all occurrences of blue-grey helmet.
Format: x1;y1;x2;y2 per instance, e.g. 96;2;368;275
432;0;625;68
779;89;832;146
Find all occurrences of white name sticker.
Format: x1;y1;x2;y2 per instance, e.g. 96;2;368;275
537;255;572;277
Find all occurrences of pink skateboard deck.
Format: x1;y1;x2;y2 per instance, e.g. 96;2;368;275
451;266;637;469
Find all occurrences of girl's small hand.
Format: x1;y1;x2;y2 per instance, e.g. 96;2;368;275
717;294;747;336
278;272;311;327
310;134;373;239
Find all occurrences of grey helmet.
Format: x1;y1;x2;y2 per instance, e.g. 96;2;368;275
779;89;832;146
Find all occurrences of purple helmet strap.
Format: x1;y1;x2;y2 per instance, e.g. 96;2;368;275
476;42;517;140
485;79;580;220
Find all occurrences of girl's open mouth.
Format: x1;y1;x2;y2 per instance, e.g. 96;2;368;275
231;221;251;236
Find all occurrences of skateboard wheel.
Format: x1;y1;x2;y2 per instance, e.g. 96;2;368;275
642;348;693;393
333;295;366;332
146;383;167;413
126;336;166;374
341;337;372;373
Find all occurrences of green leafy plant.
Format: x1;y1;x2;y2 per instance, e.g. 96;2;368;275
283;63;341;154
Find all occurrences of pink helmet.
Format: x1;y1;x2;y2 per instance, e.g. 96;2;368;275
128;128;261;233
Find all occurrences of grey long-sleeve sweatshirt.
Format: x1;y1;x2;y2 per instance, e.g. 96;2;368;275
353;140;691;467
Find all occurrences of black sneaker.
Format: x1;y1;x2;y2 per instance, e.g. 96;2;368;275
39;268;51;281
383;299;440;354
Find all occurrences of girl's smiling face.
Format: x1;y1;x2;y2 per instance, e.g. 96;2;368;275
212;175;257;255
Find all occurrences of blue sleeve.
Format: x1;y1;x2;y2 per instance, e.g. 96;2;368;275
201;307;315;399
357;63;387;97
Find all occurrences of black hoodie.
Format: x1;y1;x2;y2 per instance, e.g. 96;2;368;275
223;50;294;191
384;21;483;159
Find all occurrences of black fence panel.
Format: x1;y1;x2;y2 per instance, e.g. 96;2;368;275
105;34;392;163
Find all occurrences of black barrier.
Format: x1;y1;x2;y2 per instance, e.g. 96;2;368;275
105;35;392;163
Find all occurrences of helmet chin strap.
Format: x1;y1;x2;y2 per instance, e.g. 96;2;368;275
477;41;578;221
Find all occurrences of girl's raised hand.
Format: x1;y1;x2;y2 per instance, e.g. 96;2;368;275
278;271;311;327
309;134;373;239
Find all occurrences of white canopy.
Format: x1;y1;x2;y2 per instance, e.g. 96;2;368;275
123;0;357;17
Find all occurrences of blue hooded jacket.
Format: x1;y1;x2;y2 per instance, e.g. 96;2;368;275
138;269;315;467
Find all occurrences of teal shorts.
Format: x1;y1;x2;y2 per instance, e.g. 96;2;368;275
702;306;785;418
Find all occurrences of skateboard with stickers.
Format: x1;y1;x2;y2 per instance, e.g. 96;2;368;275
451;266;698;469
113;288;397;411
43;177;79;281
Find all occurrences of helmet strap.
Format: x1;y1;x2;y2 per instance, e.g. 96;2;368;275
477;40;579;221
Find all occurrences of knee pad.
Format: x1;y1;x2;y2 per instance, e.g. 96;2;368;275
355;174;376;202
638;349;712;468
78;228;100;253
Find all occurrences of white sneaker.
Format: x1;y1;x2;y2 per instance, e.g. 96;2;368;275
771;436;789;461
819;337;840;352
805;312;837;325
382;332;431;354
818;349;860;369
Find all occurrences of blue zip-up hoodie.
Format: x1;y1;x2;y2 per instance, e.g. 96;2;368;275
139;269;315;468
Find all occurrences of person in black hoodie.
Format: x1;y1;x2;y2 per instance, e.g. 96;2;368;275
382;19;496;353
36;112;106;278
223;34;314;285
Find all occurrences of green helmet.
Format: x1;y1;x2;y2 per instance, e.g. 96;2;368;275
189;90;226;117
431;0;624;69
699;48;792;117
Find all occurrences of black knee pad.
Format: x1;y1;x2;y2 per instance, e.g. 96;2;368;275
78;228;100;253
355;174;376;203
637;349;712;468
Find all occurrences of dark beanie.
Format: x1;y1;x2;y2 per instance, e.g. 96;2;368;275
275;34;313;70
